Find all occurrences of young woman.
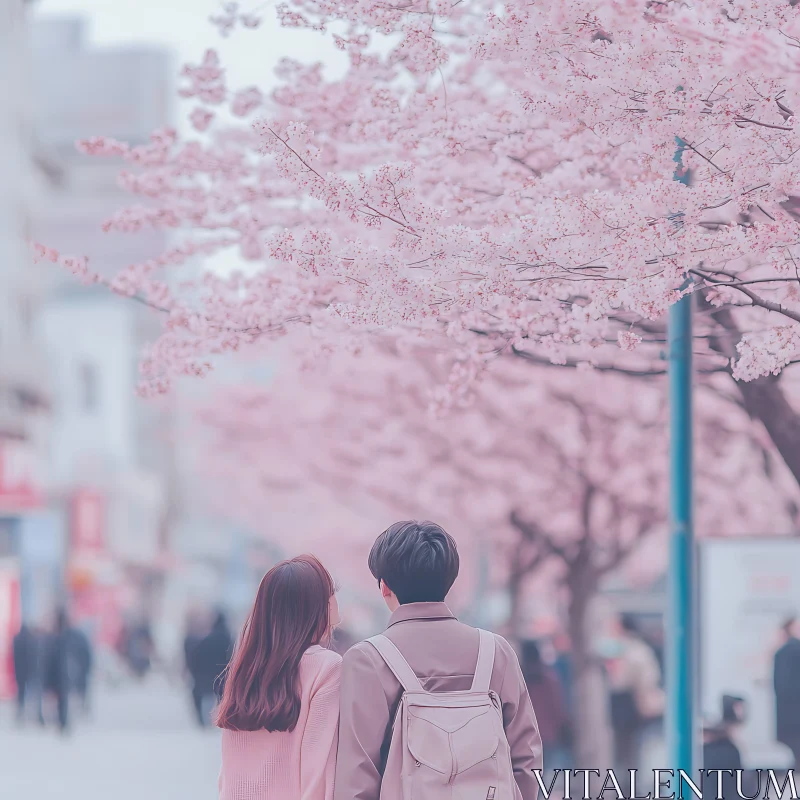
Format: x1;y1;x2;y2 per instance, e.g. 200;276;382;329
216;555;342;800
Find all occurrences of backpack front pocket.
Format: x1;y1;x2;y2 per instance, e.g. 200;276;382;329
407;705;499;781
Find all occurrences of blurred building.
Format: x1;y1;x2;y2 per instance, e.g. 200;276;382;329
0;1;49;445
29;17;176;646
26;17;259;661
0;0;55;699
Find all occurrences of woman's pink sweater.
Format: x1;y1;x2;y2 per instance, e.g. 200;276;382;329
219;645;342;800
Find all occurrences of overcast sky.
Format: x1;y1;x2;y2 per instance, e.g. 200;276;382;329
34;0;345;88
29;1;348;277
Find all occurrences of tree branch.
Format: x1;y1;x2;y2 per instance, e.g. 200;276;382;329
509;509;571;564
510;345;727;376
692;269;800;324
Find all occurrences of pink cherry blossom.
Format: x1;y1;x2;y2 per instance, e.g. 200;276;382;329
230;87;263;118
189;107;215;132
198;341;800;763
39;1;800;399
618;331;643;352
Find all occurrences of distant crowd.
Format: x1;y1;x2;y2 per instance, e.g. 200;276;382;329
11;597;800;788
12;609;92;733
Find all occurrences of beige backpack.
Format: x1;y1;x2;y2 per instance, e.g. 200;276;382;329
367;628;517;800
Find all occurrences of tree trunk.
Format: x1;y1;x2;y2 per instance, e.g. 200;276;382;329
566;567;613;772
733;374;800;487
706;301;800;491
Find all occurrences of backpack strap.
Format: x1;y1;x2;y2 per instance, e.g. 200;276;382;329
470;628;496;693
367;634;425;693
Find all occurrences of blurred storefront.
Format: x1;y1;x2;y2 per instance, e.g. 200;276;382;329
0;558;20;701
0;0;55;700
67;488;119;647
18;511;66;626
61;474;167;647
700;537;800;769
0;440;61;699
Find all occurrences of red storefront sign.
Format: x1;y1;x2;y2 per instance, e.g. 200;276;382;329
70;489;104;555
0;441;42;511
0;566;21;700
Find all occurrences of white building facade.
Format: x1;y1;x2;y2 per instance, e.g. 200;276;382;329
31;17;175;644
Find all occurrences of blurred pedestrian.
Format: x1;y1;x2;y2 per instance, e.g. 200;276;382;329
183;609;207;723
189;610;233;727
606;613;665;773
702;696;747;798
12;622;45;725
774;616;800;766
125;618;155;679
68;625;94;714
183;611;203;663
645;623;665;681
551;632;575;765
43;609;73;734
552;631;574;717
183;609;205;676
521;640;570;770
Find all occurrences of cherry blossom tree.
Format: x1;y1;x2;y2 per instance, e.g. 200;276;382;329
197;339;799;765
37;0;800;494
31;4;800;768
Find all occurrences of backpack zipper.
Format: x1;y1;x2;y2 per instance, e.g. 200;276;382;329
447;734;458;784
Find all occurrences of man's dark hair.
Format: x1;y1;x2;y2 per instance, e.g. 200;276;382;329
368;520;459;605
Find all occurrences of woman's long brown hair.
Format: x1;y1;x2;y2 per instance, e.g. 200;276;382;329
215;554;334;732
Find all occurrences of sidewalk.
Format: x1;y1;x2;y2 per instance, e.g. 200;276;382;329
0;673;220;800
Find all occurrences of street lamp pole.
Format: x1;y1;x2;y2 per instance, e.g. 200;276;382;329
668;138;695;782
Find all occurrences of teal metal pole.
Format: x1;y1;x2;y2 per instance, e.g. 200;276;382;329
668;137;695;784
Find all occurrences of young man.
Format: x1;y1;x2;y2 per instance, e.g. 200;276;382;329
774;616;800;766
335;520;543;800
